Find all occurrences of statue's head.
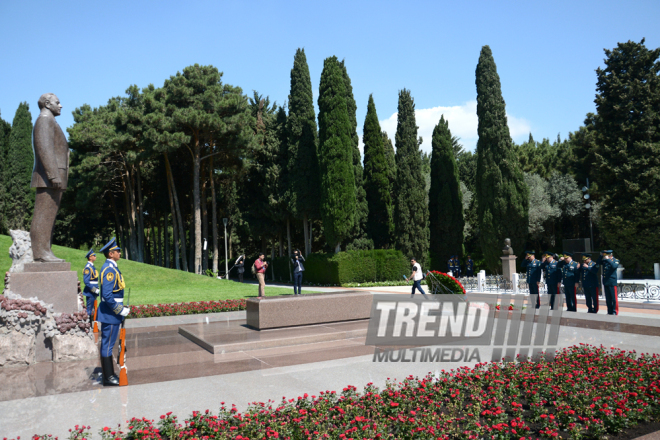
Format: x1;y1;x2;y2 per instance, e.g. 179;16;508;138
38;93;62;117
504;238;511;246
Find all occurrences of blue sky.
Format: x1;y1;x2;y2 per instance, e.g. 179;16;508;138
1;0;659;153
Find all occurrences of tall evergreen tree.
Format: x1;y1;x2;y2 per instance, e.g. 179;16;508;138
475;46;529;272
593;39;660;269
363;95;393;248
393;89;429;262
317;56;356;252
382;131;397;203
429;116;464;270
0;112;12;233
5;102;34;231
340;60;368;244
286;48;320;256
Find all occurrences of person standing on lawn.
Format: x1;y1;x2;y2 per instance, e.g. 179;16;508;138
521;251;541;309
580;253;600;313
408;258;427;296
82;248;99;326
97;238;130;386
291;249;305;295
596;250;620;315
558;252;579;312
235;255;245;283
541;252;562;310
254;253;268;297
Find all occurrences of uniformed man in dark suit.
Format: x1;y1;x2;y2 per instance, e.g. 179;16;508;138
82;249;99;325
465;255;475;277
453;255;462;278
447;256;454;274
596;250;620;315
521;251;542;308
541;252;562;310
558;252;579;312
97;238;131;386
580;254;600;313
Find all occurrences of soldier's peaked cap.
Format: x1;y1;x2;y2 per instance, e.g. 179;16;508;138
525;250;535;255
602;250;613;254
564;252;573;257
100;238;121;255
85;248;96;258
582;253;592;260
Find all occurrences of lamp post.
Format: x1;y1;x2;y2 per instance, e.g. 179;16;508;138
223;218;228;279
582;178;594;252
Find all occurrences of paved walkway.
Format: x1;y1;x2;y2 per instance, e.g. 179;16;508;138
3;289;660;439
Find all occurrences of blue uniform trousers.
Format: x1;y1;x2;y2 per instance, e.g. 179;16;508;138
604;285;619;315
565;284;578;312
293;272;303;295
584;285;599;313
101;323;120;358
84;295;96;318
547;283;560;310
529;281;540;308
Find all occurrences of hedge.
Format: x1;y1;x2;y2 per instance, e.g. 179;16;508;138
302;249;409;284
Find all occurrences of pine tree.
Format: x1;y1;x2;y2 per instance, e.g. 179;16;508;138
340;60;369;244
317;56;356;252
5;102;34;231
594;39;660;269
363;95;393;248
429;116;464;270
286;48;320;256
393;89;429;262
0;112;11;233
475;46;529;272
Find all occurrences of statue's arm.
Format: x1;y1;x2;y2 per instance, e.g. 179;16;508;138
34;119;62;187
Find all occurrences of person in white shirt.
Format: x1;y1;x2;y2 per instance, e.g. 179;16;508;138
408;258;427;296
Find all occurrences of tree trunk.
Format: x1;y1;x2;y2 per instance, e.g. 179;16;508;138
155;216;162;267
136;165;146;262
193;137;202;274
201;165;208;273
121;165;138;261
164;161;180;269
261;236;267;256
162;215;169;268
164;153;187;271
228;227;233;260
309;221;313;255
127;166;141;262
111;195;123;253
279;230;283;257
271;240;276;281
210;157;219;275
303;214;309;257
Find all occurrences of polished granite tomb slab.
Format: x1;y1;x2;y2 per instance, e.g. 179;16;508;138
246;290;372;329
179;319;369;354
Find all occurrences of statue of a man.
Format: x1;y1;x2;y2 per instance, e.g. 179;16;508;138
30;93;69;262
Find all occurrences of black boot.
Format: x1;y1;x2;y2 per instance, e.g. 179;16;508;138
101;356;119;386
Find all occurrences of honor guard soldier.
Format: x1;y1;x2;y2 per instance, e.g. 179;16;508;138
97;238;131;386
453;255;462;278
521;251;541;308
580;254;600;313
465;255;475;277
447;256;454;275
541;252;562;310
82;249;99;325
558;252;579;312
597;250;620;315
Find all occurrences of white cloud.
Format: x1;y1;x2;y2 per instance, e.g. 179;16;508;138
379;101;531;153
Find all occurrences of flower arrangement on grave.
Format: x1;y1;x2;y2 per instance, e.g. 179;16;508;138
427;270;466;294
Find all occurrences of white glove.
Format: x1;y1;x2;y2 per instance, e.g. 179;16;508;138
92;287;99;295
120;306;130;317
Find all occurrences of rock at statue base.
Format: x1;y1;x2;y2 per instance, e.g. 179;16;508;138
8;230;33;273
0;332;36;367
52;334;97;362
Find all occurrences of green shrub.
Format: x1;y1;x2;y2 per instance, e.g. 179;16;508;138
303;249;409;284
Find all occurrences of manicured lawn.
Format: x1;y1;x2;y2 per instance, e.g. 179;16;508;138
0;234;305;305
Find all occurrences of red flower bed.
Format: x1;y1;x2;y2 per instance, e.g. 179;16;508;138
128;299;246;319
428;270;466;294
20;345;660;439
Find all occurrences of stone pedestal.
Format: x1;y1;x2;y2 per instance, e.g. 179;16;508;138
9;264;78;314
501;255;518;282
655;263;659;280
512;273;520;293
477;270;486;291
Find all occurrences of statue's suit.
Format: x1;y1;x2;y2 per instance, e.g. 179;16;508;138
30;114;69;261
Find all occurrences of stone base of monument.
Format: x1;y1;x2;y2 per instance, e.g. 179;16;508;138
10;263;79;314
501;255;518;282
246;291;373;330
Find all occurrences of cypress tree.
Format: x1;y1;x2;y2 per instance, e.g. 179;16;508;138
429;116;464;270
393;89;429;262
286;48;320;256
594;39;660;269
317;56;356;252
5;102;34;231
475;46;529;272
382;131;397;204
340;60;368;243
0;112;11;233
363;95;393;248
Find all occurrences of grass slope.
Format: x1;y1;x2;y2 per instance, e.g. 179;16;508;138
1;235;299;305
